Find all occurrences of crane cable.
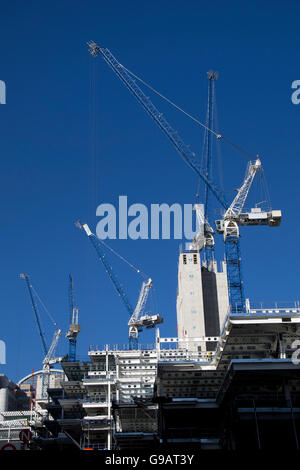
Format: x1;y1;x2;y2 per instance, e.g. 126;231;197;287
30;284;57;327
96;237;149;280
120;64;254;160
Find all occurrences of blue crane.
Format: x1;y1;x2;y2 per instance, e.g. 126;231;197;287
66;274;80;361
20;273;63;362
86;42;246;313
87;42;283;313
20;273;48;355
202;70;218;269
77;221;162;347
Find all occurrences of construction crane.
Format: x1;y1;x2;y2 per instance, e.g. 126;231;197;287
76;221;162;347
66;274;81;361
215;156;281;237
86;41;281;313
201;70;218;268
128;278;155;341
20;273;63;398
40;329;63;399
87;41;227;209
43;329;62;368
189;203;215;254
215;156;281;311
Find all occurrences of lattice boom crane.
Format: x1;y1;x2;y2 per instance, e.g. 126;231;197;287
77;221;162;346
87;41;282;314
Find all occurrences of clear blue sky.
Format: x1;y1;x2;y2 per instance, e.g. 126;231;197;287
0;0;299;381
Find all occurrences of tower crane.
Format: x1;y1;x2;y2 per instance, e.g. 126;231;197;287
77;221;163;347
201;70;218;268
189;203;215;254
43;329;62;368
87;41;282;313
215;156;281;311
215;156;281;237
128;278;154;341
66;274;81;361
20;274;63;398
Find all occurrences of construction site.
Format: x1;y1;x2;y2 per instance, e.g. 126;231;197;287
1;40;299;453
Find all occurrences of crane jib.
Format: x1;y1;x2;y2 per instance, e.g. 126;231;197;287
95;46;228;211
89;234;134;316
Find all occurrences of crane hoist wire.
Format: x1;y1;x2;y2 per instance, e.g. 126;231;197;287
30;284;57;327
251;168;272;212
119;63;254;160
97;238;149;280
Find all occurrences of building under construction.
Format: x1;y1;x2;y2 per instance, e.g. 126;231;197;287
2;43;299;451
13;284;300;451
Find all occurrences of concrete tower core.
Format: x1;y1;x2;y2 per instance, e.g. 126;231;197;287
176;250;229;352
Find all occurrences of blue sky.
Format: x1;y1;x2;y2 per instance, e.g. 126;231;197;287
0;0;299;381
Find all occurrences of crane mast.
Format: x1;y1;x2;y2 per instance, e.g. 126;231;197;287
215;156;281;311
202;71;218;268
66;274;80;361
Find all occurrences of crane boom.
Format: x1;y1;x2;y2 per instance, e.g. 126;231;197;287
128;278;163;342
20;273;48;356
86;42;245;313
225;157;261;219
78;222;134;315
43;329;62;366
87;41;228;211
86;43;281;315
129;278;152;325
78;221;162;345
203;71;218;267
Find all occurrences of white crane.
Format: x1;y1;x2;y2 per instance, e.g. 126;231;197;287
20;273;64;400
189;204;215;255
128;278;162;341
215;156;282;239
43;329;63;368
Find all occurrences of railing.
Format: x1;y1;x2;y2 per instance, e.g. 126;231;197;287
229;300;300;315
82;418;112;428
89;344;156;352
81;397;110;404
248;300;300;311
0;420;28;428
0;426;31;441
83;375;116;382
81;443;108;450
